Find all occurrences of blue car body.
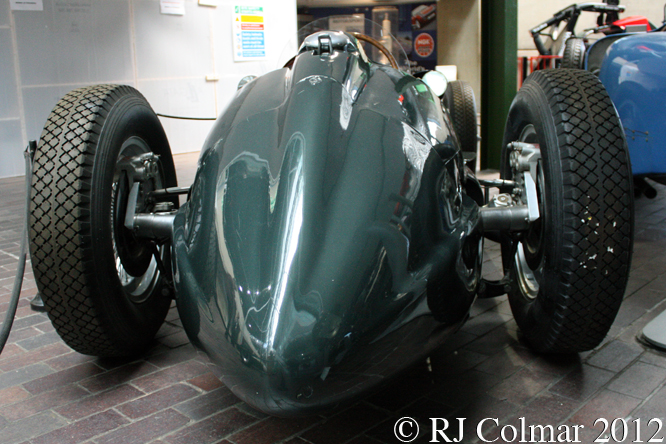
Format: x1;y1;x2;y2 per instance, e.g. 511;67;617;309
597;33;666;177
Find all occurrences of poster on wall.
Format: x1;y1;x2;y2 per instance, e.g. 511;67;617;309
409;4;437;71
160;0;185;15
411;4;436;30
232;5;266;61
370;2;438;71
10;0;44;11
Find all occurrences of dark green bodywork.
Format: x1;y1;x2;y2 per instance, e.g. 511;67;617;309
171;34;483;416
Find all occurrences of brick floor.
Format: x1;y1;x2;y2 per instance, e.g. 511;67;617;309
0;152;665;444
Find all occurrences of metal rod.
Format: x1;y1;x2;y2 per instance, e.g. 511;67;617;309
151;186;191;197
480;205;530;231
477;178;517;189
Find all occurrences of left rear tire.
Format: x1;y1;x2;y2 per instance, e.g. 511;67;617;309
443;80;478;170
29;85;177;357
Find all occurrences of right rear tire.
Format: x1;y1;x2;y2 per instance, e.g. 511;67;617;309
501;69;633;353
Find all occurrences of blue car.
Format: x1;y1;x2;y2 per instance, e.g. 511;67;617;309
596;32;666;196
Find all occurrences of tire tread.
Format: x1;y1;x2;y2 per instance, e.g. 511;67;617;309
444;81;478;159
561;38;586;70
509;69;633;353
30;85;149;356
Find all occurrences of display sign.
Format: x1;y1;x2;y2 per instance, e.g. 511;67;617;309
408;4;437;70
10;0;44;11
160;0;185;15
232;5;266;61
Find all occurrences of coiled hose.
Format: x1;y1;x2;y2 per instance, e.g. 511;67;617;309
0;144;33;355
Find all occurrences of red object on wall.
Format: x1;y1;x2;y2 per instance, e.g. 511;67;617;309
518;55;562;87
414;33;435;58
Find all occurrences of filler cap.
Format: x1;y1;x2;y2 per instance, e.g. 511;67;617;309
299;31;359;56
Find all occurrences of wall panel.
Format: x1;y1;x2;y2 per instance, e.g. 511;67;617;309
0;29;19;120
1;0;297;178
0;120;25;178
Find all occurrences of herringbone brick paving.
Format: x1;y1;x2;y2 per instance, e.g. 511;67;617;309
0;153;665;443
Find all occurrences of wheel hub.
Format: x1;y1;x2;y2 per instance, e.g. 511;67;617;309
113;172;153;277
511;125;545;300
111;137;164;302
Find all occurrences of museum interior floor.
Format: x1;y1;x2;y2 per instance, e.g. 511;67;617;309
1;152;665;444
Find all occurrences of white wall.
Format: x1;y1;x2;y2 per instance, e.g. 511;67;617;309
299;0;425;4
0;0;297;178
437;0;481;102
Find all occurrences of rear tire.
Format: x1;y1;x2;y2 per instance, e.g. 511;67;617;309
443;80;478;170
561;38;586;69
29;85;177;357
501;69;633;353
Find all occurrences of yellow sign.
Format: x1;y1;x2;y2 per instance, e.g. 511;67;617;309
241;15;263;23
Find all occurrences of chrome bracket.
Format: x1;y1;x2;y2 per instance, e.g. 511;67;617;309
120;153;175;240
479;142;542;232
116;152;161;184
509;141;541;222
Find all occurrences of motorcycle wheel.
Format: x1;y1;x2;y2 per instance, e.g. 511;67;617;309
561;38;586;69
500;69;633;353
29;85;177;357
443;80;478;170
